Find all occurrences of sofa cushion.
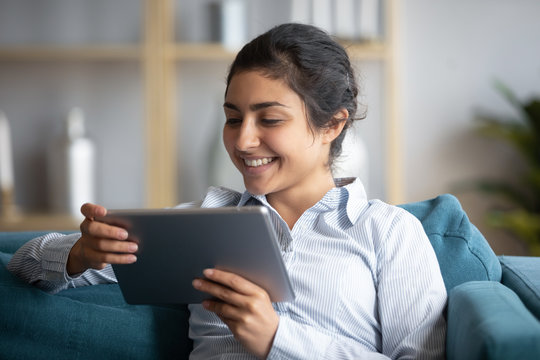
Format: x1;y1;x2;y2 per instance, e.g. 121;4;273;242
0;250;192;359
500;255;540;320
399;194;502;292
0;231;53;254
447;281;540;360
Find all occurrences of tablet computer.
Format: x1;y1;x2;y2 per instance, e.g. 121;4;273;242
96;206;295;305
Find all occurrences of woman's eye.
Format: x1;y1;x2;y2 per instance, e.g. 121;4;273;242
225;118;241;126
261;119;282;126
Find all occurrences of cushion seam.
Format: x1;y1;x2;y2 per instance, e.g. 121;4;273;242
425;230;493;280
501;262;540;302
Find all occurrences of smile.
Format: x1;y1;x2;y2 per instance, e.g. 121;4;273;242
243;157;275;167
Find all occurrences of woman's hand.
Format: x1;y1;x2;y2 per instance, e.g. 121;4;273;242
193;269;279;359
66;203;138;276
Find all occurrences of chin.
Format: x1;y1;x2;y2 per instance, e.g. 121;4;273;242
243;181;270;196
245;186;267;196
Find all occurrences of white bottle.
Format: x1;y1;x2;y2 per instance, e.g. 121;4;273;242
220;0;247;51
48;108;95;218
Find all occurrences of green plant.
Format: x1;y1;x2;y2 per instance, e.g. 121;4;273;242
472;82;540;256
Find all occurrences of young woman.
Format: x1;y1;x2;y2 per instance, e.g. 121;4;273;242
9;24;447;359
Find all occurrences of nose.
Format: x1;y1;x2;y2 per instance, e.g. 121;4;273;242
235;119;260;151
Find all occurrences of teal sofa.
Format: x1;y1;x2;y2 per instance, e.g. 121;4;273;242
1;194;539;359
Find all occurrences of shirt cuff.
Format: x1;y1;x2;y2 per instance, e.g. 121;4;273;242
267;316;331;360
41;232;81;283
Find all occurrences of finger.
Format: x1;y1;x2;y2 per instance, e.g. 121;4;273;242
202;300;243;321
85;247;137;266
192;278;243;305
91;237;138;254
82;219;128;241
80;203;107;220
203;269;264;297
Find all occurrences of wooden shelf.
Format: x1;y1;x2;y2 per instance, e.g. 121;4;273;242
0;42;387;62
0;45;142;61
0;41;379;63
170;43;236;61
0;214;80;232
344;41;388;60
170;41;387;61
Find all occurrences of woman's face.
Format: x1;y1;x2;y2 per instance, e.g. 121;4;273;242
223;70;332;199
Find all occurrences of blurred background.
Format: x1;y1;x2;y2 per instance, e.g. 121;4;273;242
0;0;539;255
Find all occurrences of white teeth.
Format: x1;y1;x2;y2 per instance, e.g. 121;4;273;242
244;157;274;167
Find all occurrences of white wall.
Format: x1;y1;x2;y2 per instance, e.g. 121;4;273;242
398;0;540;254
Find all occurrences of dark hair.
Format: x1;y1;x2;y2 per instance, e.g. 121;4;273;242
225;23;363;168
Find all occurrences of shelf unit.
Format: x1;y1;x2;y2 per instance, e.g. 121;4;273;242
0;214;80;232
0;42;389;61
0;46;141;61
0;0;402;231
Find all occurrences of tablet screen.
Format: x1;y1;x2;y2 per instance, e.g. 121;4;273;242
97;206;295;304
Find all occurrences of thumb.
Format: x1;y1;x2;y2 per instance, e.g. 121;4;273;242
80;203;107;220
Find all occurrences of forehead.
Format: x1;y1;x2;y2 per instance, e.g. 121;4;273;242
225;71;303;108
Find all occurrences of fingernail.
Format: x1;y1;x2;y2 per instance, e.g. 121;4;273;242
128;255;137;263
203;269;214;277
192;279;202;288
128;243;138;252
119;230;128;239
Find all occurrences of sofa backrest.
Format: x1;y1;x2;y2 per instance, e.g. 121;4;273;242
1;193;501;294
399;194;502;292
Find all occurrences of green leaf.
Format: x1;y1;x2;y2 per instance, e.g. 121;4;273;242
486;209;540;255
493;80;524;114
475;116;537;166
523;99;540;135
525;166;540;199
453;179;530;208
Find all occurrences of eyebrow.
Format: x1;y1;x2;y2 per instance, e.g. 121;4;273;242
223;101;289;112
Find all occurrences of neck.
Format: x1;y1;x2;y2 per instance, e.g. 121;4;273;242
266;172;336;230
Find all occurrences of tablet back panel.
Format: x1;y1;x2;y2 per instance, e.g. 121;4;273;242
99;206;294;304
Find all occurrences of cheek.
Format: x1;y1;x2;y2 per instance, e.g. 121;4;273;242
272;129;313;155
222;129;234;153
222;129;243;169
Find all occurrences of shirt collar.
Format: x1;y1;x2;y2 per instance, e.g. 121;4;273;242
341;177;368;224
237;191;264;207
236;177;368;225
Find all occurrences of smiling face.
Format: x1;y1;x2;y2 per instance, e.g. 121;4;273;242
223;70;339;205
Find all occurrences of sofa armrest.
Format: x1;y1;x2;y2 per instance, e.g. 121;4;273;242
447;281;540;360
1;233;193;359
0;231;77;254
500;255;540;320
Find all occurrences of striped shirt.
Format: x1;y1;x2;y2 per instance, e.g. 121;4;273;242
8;178;447;359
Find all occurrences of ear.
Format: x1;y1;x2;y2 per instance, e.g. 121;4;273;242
321;108;349;144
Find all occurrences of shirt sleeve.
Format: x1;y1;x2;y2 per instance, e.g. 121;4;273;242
267;316;390;360
7;232;117;294
375;210;447;359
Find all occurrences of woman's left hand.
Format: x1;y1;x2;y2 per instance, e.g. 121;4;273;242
193;268;279;359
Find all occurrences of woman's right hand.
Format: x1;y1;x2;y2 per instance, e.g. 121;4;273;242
66;203;138;276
